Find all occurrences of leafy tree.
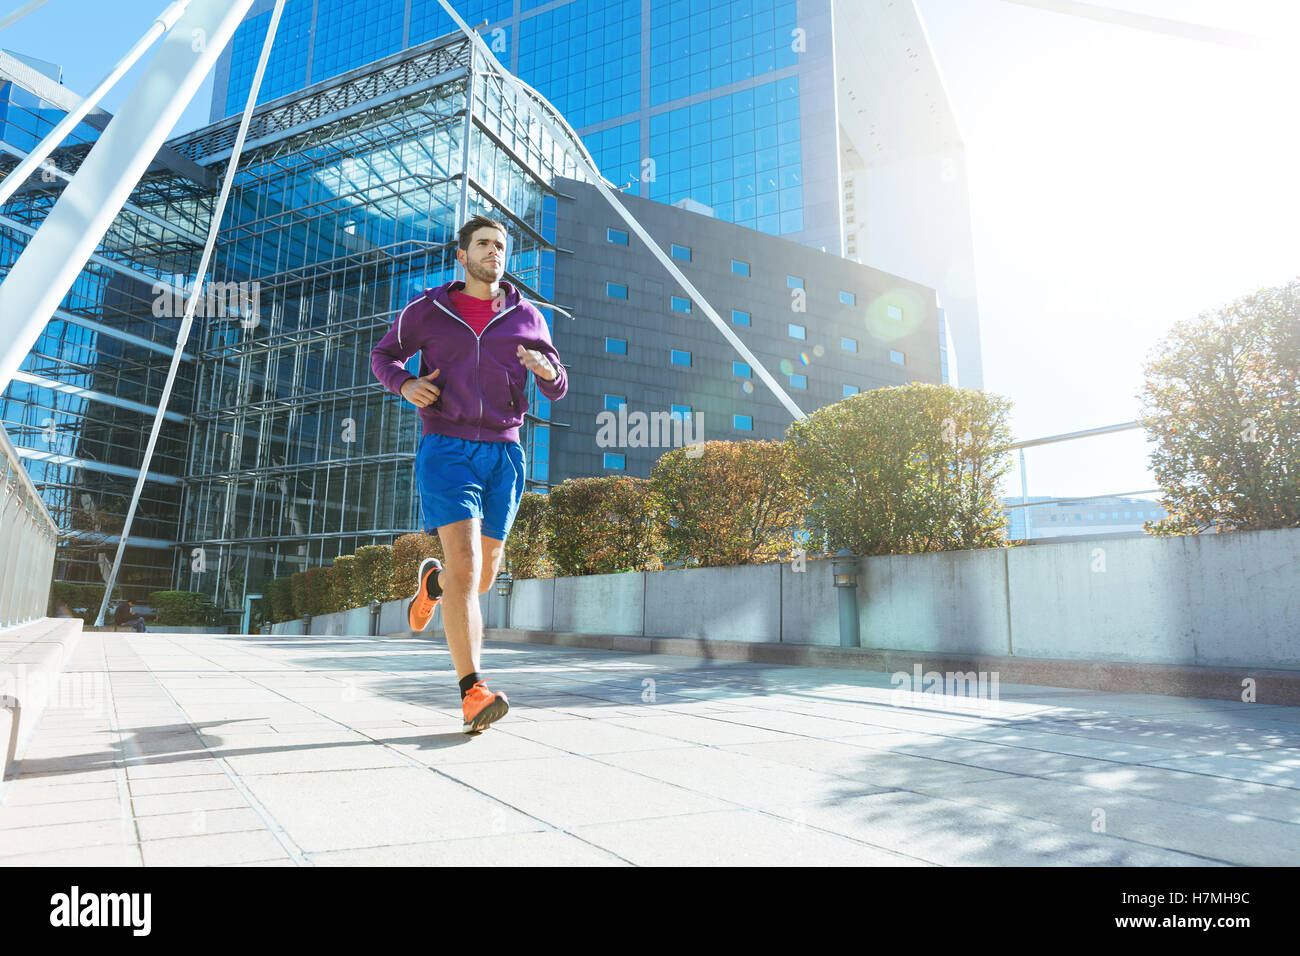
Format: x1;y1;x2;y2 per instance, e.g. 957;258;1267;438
786;382;1014;555
1138;278;1299;533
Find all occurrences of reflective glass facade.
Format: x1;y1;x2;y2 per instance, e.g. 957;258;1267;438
215;0;813;240
212;0;987;390
166;36;588;602
1;66;212;600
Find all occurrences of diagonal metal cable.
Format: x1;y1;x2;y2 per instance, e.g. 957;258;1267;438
0;0;53;32
999;0;1275;52
0;1;194;209
94;0;289;626
433;0;808;423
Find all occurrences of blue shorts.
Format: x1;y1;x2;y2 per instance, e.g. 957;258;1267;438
416;432;526;541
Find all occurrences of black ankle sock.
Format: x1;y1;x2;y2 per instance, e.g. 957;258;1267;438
459;672;483;700
425;563;442;600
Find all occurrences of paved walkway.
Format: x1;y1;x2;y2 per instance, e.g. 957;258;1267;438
2;630;1298;866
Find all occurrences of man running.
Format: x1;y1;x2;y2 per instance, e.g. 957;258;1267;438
370;214;568;734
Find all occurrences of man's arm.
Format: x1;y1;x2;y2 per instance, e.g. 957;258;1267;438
370;299;422;396
520;310;568;401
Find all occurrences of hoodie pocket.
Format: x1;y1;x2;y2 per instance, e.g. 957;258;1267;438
498;368;528;428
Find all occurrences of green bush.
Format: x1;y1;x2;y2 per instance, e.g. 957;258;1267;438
306;565;334;616
150;590;218;626
354;545;396;604
649;440;809;567
786;382;1014;555
331;554;359;610
290;570;310;618
390;532;443;602
49;582;119;624
271;577;295;622
544;476;666;575
504;492;556;579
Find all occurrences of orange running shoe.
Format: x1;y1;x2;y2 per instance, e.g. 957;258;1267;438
408;556;443;632
462;681;509;735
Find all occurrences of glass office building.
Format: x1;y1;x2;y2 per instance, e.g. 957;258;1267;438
0;49;213;601
212;0;984;388
165;34;588;603
4;0;978;609
3;31;585;604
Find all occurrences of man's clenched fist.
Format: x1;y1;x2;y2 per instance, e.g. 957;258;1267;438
401;368;442;407
517;344;556;381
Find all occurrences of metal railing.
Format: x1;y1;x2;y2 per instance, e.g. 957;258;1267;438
0;423;59;626
1004;421;1161;538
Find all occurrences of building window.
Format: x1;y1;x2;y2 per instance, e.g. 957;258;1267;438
839;291;856;306
734;414;752;430
887;304;903;321
603;453;625;469
1075;514;1082;520
732;310;750;326
671;296;691;313
607;227;628;245
790;373;806;388
787;275;803;290
1124;512;1131;519
671;243;691;261
605;337;626;354
604;394;626;411
890;349;905;365
843;384;858;397
671;404;692;421
841;337;857;353
788;323;805;340
731;259;750;276
670;349;691;366
607;281;627;299
733;361;750;377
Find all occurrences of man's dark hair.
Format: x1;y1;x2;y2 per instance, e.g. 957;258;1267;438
457;214;509;252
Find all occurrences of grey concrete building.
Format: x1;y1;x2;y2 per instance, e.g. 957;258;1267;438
546;175;942;483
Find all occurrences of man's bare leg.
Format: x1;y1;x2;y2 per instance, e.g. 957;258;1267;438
435;518;507;680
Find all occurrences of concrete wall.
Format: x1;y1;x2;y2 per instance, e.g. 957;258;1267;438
271;528;1299;670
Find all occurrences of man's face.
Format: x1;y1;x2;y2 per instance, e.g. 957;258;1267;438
460;226;507;283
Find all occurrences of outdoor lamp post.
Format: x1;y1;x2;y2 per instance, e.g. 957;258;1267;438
831;548;861;648
302;612;311;636
495;571;513;629
369;599;381;637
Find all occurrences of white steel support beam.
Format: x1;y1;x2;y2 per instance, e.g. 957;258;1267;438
0;0;257;396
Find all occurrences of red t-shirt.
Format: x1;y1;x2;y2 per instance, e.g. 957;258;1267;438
449;288;497;335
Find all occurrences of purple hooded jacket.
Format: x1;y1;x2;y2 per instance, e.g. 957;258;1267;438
370;279;568;444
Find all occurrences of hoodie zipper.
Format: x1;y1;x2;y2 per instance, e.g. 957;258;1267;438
431;292;519;441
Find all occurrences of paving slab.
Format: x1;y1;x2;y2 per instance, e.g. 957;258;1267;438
0;630;1295;865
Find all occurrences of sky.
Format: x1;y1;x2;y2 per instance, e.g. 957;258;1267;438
3;0;1297;504
914;0;1300;500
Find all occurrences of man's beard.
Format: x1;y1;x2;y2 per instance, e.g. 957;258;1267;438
466;257;501;284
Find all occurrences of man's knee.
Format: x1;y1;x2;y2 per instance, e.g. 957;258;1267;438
437;519;481;589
